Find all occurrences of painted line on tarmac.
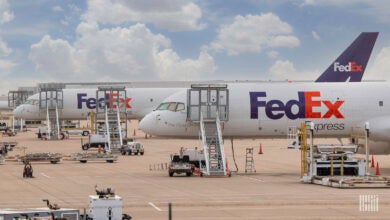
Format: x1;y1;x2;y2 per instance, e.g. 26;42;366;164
240;175;264;182
40;173;51;178
148;202;162;211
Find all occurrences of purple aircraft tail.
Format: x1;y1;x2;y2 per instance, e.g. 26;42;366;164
315;32;378;82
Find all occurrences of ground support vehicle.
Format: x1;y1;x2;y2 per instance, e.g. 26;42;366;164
1;142;17;151
20;153;62;164
81;134;109;151
120;141;144;155
168;154;194;177
70;152;118;163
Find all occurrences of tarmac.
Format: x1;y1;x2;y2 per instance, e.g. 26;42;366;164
1;121;390;219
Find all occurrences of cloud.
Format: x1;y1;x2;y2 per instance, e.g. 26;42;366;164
0;37;12;57
268;60;319;81
210;13;300;56
301;0;390;23
365;47;390;80
29;22;216;82
0;0;13;24
0;37;16;79
82;0;205;31
312;31;320;40
52;6;63;12
268;50;279;59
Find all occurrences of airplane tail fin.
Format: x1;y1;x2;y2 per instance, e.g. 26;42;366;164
315;32;378;82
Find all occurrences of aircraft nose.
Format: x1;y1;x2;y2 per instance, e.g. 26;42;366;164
13;105;23;119
139;112;156;134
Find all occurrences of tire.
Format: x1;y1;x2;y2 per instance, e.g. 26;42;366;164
50;161;58;164
186;172;192;177
82;131;89;136
169;171;174;177
82;145;89;151
121;151;126;155
107;160;114;163
128;151;132;155
134;151;138;155
80;160;87;163
140;152;144;156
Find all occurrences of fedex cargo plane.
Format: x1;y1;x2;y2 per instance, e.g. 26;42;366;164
139;81;390;154
13;32;378;121
13;88;181;120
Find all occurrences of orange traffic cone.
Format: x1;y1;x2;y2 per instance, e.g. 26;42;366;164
371;155;375;168
133;129;136;136
258;144;263;154
226;159;230;172
375;162;380;175
226;159;231;177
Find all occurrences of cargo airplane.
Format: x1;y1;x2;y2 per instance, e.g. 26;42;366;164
13;32;378;121
139;81;390;154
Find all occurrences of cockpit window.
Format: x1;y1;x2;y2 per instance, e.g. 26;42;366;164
176;103;185;111
24;99;39;106
157;103;170;110
167;103;177;111
156;102;185;112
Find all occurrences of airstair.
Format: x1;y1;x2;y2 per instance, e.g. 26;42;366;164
95;87;128;152
188;84;229;176
38;83;65;140
8;89;33;132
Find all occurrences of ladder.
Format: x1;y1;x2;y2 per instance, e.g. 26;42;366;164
188;84;229;176
96;87;127;152
38;83;64;140
105;108;124;151
245;148;256;173
45;104;60;139
200;112;226;176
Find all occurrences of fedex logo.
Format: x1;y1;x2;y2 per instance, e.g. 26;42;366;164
333;62;362;72
77;93;132;109
250;91;344;120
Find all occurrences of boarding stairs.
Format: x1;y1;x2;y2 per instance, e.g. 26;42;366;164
105;110;125;151
46;106;60;139
188;84;229;176
200;112;227;176
96;87;127;153
38;83;65;140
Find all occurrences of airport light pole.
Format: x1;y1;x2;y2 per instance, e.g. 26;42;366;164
365;122;370;176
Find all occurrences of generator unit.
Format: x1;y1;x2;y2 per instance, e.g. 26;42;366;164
89;188;123;220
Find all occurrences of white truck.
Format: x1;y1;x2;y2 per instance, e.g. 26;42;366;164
82;134;109;150
120;140;144;156
37;126;90;139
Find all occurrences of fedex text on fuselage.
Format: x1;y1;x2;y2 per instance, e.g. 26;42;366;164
77;93;132;109
250;91;344;120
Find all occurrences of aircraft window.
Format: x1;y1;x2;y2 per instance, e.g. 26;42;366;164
176;103;185;111
157;103;170;110
167;103;177;111
24;99;38;105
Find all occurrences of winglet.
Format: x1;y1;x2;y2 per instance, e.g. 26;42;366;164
315;32;378;82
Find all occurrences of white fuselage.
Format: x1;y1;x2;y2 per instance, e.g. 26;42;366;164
13;88;182;120
139;82;390;153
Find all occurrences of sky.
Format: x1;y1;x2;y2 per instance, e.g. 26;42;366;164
0;0;389;95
